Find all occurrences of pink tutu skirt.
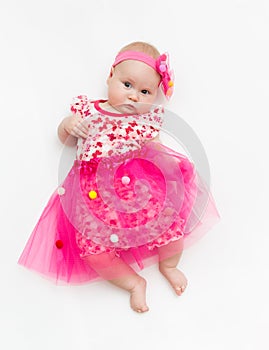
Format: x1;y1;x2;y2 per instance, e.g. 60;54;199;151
18;142;219;284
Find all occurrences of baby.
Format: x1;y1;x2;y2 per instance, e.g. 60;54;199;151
58;42;186;313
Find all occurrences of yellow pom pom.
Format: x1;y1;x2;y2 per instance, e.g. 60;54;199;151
168;80;174;87
88;190;97;199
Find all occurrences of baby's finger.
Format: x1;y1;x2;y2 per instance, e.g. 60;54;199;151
73;125;88;139
78;123;89;135
78;129;89;139
76;124;89;138
75;119;89;134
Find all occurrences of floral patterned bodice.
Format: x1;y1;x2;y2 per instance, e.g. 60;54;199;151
70;96;164;160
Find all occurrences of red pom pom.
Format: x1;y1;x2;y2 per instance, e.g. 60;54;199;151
55;240;64;249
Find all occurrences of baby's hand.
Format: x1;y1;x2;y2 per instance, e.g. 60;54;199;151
63;114;89;139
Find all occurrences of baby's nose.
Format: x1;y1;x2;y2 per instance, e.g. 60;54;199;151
128;93;139;102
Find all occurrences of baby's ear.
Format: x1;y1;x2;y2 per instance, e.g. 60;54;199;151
107;67;114;83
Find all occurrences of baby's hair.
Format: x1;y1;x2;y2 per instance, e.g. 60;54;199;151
118;41;160;59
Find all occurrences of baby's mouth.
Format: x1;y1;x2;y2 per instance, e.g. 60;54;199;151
122;104;137;113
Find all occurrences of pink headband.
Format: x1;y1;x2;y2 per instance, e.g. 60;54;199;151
112;50;174;99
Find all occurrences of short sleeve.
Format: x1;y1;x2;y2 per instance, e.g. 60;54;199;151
70;95;91;119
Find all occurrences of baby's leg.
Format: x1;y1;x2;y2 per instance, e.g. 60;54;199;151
84;251;149;313
158;239;188;296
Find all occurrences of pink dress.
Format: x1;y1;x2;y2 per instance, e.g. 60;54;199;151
18;96;219;284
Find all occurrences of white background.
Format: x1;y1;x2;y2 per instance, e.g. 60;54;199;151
1;0;269;349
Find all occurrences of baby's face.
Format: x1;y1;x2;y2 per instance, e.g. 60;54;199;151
106;60;161;114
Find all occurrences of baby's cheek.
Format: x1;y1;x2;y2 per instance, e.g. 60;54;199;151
137;102;154;114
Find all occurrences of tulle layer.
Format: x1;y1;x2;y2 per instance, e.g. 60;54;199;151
18;142;219;284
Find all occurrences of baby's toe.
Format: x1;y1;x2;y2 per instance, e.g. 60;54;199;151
175;284;187;296
136;306;149;313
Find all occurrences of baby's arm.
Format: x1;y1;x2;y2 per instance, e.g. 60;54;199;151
148;134;164;151
151;134;162;143
57;114;88;146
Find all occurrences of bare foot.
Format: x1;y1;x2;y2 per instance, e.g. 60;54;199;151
159;266;188;296
129;278;149;313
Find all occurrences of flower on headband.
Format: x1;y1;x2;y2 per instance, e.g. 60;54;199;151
156;54;174;99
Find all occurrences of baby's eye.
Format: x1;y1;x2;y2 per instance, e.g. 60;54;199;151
141;89;150;95
124;81;132;88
